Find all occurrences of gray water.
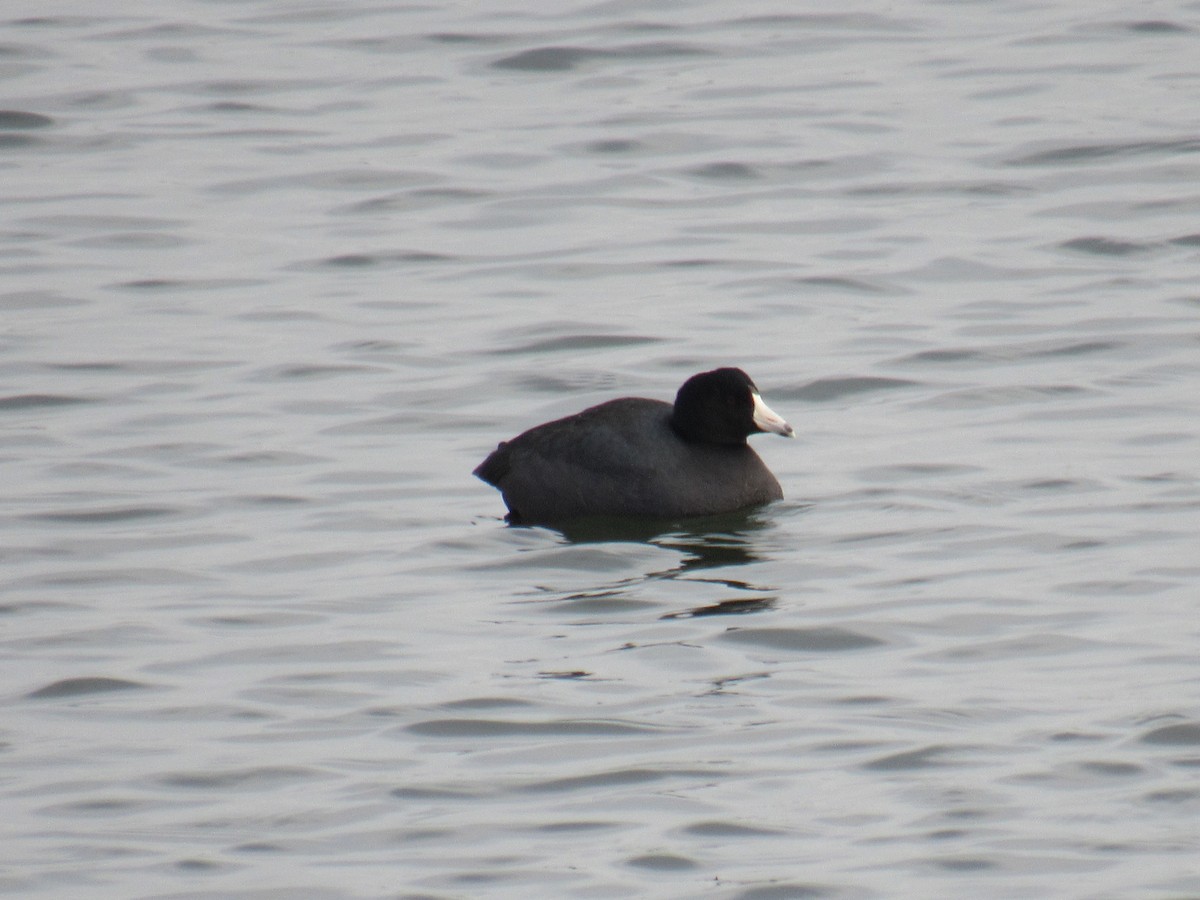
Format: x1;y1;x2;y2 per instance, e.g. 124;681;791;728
3;1;1200;898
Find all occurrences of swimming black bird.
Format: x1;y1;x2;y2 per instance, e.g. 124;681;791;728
474;367;793;525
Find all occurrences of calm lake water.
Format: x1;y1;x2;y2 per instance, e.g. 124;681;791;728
3;1;1199;898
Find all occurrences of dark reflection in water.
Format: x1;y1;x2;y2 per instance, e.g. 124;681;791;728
659;527;768;573
550;506;771;547
659;596;777;620
532;507;787;616
551;508;774;571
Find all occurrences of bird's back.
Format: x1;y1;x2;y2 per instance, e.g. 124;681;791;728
474;397;780;524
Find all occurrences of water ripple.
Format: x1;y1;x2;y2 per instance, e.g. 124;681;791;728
26;677;148;699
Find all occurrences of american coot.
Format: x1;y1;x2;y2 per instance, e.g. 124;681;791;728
474;367;794;525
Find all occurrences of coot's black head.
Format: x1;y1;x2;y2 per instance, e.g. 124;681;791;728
670;367;794;445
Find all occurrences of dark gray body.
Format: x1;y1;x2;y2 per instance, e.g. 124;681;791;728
474;397;783;525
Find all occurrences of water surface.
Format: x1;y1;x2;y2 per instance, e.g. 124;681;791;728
3;1;1199;897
